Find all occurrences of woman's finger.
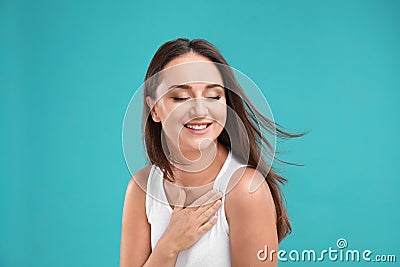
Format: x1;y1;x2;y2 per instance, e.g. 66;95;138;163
198;215;218;235
188;189;216;208
190;190;222;210
197;199;221;223
193;193;223;217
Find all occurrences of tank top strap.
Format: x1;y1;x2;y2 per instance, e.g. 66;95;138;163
213;151;248;195
145;165;168;220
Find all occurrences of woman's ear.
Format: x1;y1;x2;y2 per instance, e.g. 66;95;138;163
146;96;161;122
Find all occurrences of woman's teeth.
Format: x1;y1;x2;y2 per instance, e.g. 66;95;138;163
185;124;209;130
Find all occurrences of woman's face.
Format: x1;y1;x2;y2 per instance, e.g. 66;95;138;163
147;53;227;158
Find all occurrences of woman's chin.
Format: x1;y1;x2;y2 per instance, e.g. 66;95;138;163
180;137;217;151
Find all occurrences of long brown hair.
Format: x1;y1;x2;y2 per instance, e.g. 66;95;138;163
143;38;306;242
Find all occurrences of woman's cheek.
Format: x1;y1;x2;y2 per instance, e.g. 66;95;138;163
209;101;227;128
160;105;189;141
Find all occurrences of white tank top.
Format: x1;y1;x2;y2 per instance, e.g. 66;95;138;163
145;150;246;267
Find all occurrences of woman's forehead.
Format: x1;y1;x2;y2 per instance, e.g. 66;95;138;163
163;52;212;69
155;61;224;97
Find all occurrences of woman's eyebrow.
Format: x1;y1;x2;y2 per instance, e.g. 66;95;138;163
168;84;191;90
205;83;224;89
168;83;224;90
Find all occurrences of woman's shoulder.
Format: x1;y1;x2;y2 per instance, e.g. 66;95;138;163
225;166;276;222
226;166;267;196
122;166;154;218
128;165;153;194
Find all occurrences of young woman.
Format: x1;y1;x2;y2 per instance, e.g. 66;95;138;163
120;38;304;267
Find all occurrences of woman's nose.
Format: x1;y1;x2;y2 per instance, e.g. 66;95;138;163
189;98;208;117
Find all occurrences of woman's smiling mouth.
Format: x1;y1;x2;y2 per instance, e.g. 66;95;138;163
183;122;212;134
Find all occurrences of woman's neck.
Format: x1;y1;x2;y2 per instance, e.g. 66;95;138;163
169;143;229;187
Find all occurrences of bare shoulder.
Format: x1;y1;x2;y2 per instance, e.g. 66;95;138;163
122;165;153;217
128;165;152;194
226;167;272;202
225;167;278;266
225;167;276;224
120;166;153;266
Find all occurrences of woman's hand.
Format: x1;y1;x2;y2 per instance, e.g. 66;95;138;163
159;189;223;254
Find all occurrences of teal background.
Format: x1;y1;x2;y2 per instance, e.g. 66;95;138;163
1;0;399;266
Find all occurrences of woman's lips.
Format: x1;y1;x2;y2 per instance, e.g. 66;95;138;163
183;122;212;134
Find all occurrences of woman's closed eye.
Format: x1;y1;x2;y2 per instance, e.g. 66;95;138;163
206;95;222;101
171;95;222;102
172;97;190;102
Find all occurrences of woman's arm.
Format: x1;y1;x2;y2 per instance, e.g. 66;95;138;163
120;170;223;267
226;168;279;267
120;171;180;267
